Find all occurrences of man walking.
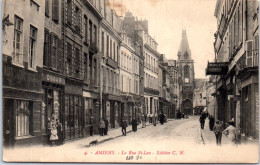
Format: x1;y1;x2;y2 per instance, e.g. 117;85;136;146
104;118;109;135
213;120;223;146
99;119;105;136
199;115;205;129
121;118;128;136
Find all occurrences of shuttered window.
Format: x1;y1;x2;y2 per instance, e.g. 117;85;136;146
45;0;49;17
52;0;59;22
51;34;58;69
57;39;63;73
43;29;49;67
67;0;72;25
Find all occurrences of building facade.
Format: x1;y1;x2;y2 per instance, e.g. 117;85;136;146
193;79;208;115
207;0;259;141
2;0;45;147
178;30;195;115
168;60;179;115
119;32;142;124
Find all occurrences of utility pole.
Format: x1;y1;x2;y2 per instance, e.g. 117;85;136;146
99;52;103;119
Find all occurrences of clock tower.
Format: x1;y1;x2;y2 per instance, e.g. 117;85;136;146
177;29;195;115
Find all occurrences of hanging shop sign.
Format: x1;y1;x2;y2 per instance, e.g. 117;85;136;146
206;62;228;75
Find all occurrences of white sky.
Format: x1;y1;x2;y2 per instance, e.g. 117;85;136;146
113;0;217;78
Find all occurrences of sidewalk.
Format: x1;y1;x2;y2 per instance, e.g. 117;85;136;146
200;119;258;146
47;122;151;149
200;119;229;145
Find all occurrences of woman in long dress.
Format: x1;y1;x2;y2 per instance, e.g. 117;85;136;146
223;120;237;145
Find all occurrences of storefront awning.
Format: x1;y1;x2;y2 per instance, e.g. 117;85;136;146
206;62;228;75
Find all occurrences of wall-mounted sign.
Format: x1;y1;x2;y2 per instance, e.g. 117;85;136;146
43;73;65;85
206;62;228;75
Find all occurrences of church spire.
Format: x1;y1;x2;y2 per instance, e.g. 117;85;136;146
178;29;191;60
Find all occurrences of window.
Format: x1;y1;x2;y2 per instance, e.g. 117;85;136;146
89;20;92;43
84;16;88;42
113;42;115;60
67;0;72;25
45;0;49;16
89;55;93;80
50;34;58;69
93;25;97;44
15;100;31;137
110;39;112;58
184;65;190;77
75;6;81;33
29;26;37;68
43;29;49;66
107;35;109;57
94;59;97;85
84;53;88;80
13;16;23;65
75;48;80;78
52;0;59;22
102;31;104;53
184;52;189;59
66;42;73;76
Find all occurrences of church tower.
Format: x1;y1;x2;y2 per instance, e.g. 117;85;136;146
177;29;195;115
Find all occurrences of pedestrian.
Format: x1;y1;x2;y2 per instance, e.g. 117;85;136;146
132;118;138;132
223;119;237;145
56;119;63;145
209;115;215;131
159;113;165;125
50;124;58;146
47;118;52;145
199;115;205;129
99;119;105;136
213;120;223;146
152;113;157;126
141;113;145;128
121;118;128;136
104;118;109;135
90;116;94;136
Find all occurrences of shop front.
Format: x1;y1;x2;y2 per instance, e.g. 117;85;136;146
3;61;43;147
41;71;65;144
83;91;100;136
64;80;83;140
103;95;121;128
237;68;259;139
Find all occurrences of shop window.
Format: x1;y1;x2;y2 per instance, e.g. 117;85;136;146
15;100;32;137
13;16;23;65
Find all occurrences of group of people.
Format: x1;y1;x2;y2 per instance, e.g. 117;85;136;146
99;118;109;136
48;116;63;146
200;113;239;146
213;118;239;146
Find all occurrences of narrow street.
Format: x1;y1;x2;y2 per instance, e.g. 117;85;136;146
4;116;258;163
